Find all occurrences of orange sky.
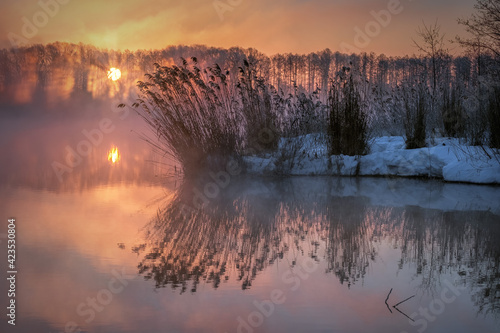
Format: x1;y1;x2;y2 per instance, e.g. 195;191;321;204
0;0;476;56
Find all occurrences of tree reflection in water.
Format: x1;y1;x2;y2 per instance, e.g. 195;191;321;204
133;177;500;316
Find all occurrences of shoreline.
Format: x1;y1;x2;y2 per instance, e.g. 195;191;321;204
241;135;500;185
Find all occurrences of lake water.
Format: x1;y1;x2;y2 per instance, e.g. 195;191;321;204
1;107;500;333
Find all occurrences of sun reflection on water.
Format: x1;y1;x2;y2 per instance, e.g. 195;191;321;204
108;146;121;164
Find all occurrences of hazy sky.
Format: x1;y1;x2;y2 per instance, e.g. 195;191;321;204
0;0;477;56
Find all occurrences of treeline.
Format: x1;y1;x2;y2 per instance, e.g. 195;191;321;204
0;41;497;109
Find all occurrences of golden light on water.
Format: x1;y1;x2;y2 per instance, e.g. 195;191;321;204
107;68;121;81
108;146;121;164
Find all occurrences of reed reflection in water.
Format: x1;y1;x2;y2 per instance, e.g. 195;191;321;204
135;177;500;318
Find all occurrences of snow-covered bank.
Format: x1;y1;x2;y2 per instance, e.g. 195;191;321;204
243;135;500;185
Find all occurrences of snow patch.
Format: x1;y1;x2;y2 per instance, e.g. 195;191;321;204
243;136;500;185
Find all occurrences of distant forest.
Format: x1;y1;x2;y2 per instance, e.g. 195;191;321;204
1;41;497;108
0;42;498;97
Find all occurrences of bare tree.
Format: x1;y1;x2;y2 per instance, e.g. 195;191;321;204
412;20;448;93
456;0;500;58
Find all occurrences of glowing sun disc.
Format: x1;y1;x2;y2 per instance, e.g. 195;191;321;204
107;68;121;81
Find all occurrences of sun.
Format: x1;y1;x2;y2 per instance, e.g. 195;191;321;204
107;68;121;81
107;146;121;164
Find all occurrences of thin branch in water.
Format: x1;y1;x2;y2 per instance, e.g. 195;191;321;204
385;288;393;313
394;305;415;322
393;294;415;308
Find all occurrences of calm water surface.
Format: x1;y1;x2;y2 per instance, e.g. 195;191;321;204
1;111;500;333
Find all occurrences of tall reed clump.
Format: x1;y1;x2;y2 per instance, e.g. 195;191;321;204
403;84;428;149
463;89;487;147
327;67;368;156
285;87;325;137
441;87;465;138
488;86;500;149
237;60;280;153
135;58;241;176
133;58;282;176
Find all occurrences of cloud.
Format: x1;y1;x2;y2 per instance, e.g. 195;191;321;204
0;0;476;56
